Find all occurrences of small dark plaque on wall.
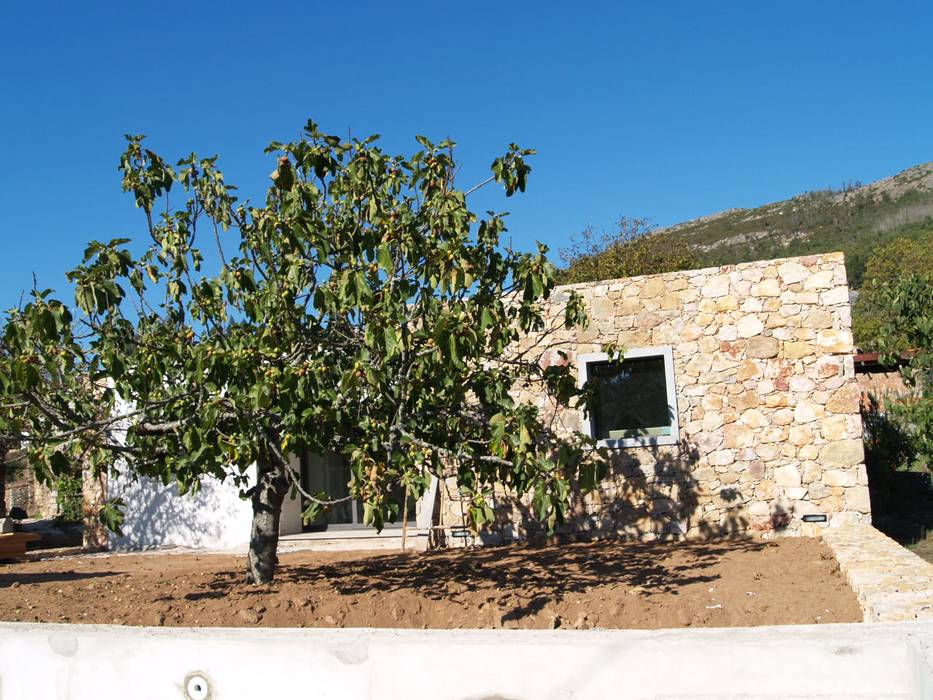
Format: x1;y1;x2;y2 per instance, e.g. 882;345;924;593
801;514;828;523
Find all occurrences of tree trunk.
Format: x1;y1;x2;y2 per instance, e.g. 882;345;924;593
246;457;289;584
0;443;7;518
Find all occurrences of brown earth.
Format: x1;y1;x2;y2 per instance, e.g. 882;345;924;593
0;536;861;629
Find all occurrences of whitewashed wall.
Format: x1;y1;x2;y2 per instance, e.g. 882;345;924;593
109;453;305;550
109;468;255;550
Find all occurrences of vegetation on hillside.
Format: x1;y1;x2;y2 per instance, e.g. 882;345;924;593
558;217;699;285
558;163;933;353
664;163;933;288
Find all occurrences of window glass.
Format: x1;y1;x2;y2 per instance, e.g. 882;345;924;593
300;452;416;530
587;355;672;440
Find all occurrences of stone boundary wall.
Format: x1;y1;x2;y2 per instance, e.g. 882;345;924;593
440;252;869;543
823;525;933;623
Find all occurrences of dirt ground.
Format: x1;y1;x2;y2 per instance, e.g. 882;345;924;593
0;536;861;629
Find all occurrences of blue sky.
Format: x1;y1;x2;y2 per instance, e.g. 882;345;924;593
1;1;931;304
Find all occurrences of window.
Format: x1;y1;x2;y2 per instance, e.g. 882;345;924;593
578;346;679;448
299;452;415;530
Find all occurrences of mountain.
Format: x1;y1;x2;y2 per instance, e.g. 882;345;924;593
658;162;933;288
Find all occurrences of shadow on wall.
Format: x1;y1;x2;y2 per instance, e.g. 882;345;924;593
110;473;253;551
862;395;933;552
483;439;756;545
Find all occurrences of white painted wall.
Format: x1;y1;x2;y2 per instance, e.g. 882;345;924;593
1;621;932;699
109;467;255;551
279;453;303;536
109;451;311;550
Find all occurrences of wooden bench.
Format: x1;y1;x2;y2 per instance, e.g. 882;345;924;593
0;532;41;560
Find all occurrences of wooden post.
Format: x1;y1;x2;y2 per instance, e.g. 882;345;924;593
0;439;9;518
401;483;410;551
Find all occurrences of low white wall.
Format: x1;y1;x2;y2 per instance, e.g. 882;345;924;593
1;621;932;699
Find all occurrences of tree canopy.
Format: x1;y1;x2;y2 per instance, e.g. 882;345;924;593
852;231;933;350
0;120;605;582
873;273;933;473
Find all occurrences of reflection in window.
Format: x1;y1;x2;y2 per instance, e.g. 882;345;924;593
580;347;678;447
300;452;415;530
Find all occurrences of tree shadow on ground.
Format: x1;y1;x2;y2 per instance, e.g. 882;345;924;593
862;398;933;560
0;570;120;587
193;535;767;621
183;436;765;617
871;470;933;552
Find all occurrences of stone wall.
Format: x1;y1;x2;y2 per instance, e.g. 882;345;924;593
1;452;59;518
856;368;911;406
439;252;869;543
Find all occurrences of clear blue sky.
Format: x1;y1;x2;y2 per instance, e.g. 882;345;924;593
1;1;931;304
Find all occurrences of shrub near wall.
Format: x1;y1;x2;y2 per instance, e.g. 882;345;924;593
440;253;870;542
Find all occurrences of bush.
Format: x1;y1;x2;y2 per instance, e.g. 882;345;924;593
558;218;700;285
55;473;83;522
853;231;933;350
873;274;933;473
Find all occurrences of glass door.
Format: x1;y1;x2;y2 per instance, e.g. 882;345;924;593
300;451;415;531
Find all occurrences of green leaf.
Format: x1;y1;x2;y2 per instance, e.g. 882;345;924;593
377;244;393;272
99;498;126;537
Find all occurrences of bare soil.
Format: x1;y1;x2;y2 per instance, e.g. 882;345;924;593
0;536;861;629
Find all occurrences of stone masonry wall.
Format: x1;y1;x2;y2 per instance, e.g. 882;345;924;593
439;252;869;543
2;452;59;519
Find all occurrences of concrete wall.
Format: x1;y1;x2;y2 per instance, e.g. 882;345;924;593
279;454;304;536
441;253;869;542
1;621;931;699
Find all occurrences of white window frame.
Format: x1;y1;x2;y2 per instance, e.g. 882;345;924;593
577;345;680;449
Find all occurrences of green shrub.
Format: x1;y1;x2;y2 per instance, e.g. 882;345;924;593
558;218;700;284
55;473;83;522
853;231;933;350
874;274;933;473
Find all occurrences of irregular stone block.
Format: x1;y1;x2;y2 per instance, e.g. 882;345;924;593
816;329;853;354
778;261;809;284
736;315;765;338
783;341;814;360
701;275;730;298
803;270;834;290
820;439;865;467
751;279;781;297
820;287;849;306
747;335;779;358
708;449;735;466
774;464;802;487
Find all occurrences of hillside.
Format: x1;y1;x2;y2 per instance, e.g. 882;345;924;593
658;162;933;288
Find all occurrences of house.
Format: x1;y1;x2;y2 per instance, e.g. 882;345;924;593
109;251;870;551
